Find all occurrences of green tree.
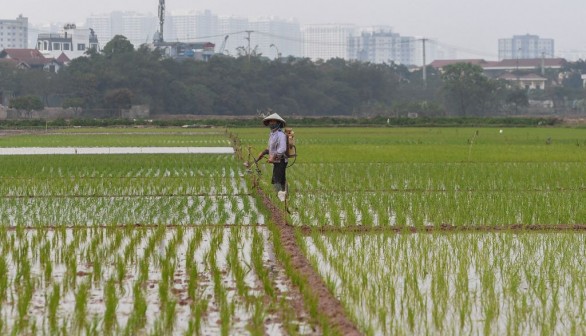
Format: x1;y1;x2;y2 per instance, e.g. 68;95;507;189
441;63;500;116
62;97;85;113
102;35;135;57
104;88;133;117
0;62;20;105
9;95;44;118
505;88;529;114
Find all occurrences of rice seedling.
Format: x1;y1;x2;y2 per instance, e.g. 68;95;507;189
74;280;90;332
103;278;118;334
300;231;586;335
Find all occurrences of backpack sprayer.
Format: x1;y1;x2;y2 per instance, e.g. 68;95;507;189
243;127;296;173
284;127;297;167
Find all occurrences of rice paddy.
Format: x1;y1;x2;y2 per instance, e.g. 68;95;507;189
2;125;586;335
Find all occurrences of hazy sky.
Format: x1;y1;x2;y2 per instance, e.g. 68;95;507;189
4;0;585;59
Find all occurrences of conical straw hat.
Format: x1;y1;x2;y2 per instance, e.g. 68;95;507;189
262;113;286;126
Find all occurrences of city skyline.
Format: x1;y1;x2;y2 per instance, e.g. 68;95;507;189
3;0;586;60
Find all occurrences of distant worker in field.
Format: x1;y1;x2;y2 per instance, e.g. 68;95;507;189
257;112;288;202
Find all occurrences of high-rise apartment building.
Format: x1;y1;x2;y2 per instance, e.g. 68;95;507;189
86;12;156;48
165;9;223;47
412;37;438;67
249;18;302;59
165;11;198;42
217;16;249;55
498;34;554;60
195;10;218;40
164;11;301;59
0;15;28;49
84;15;111;47
302;24;356;61
349;27;416;65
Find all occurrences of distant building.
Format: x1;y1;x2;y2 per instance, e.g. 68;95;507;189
165;10;199;42
249;17;302;59
430;58;565;73
155;42;215;61
0;15;28;49
84;14;113;45
348;27;437;66
430;57;566;89
302;24;356;61
349;27;410;64
86;12;157;48
0;48;63;72
36;24;100;60
216;15;249;55
497;73;547;90
498;34;555;60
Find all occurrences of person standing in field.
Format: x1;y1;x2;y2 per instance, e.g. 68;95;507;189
257;112;288;202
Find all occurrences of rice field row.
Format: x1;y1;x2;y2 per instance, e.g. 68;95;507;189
0;226;315;335
235;126;586;335
2;125;585;335
288;189;586;227
0;147;234;155
0;176;249;197
0;155;240;178
289;162;586;192
301;231;586;335
0;195;264;227
0;132;231;148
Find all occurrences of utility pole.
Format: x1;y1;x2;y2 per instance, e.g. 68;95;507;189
541;51;545;76
515;48;521;88
421;38;427;88
157;0;165;45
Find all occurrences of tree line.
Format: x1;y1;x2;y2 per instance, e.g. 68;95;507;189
1;35;585;117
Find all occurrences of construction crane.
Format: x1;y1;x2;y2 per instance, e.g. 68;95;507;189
218;35;229;54
156;0;165;45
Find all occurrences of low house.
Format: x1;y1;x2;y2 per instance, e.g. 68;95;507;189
497;73;547;90
0;48;64;72
154;42;216;61
430;58;566;89
36;24;100;60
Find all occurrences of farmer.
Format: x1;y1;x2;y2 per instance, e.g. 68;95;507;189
257;112;288;202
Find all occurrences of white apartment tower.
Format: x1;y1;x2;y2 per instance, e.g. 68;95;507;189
84;15;111;46
86;12;157;49
412;37;438;67
498;34;555;60
217;16;249;55
349;27;414;64
0;15;28;49
302;24;356;61
165;11;198;42
249;18;302;59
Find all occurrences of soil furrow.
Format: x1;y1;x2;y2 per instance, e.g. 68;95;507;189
258;187;362;336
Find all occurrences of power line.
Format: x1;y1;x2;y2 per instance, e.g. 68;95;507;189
431;40;498;59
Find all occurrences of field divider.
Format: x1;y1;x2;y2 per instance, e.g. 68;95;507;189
0;223;266;231
0;147;234;155
0;193;253;199
292;188;586;193
295;223;586;236
256;186;362;336
0;176;241;180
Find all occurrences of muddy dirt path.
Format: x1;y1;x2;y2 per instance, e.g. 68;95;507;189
295;223;586;235
258;187;362;336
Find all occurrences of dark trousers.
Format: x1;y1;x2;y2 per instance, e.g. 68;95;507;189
271;161;287;191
